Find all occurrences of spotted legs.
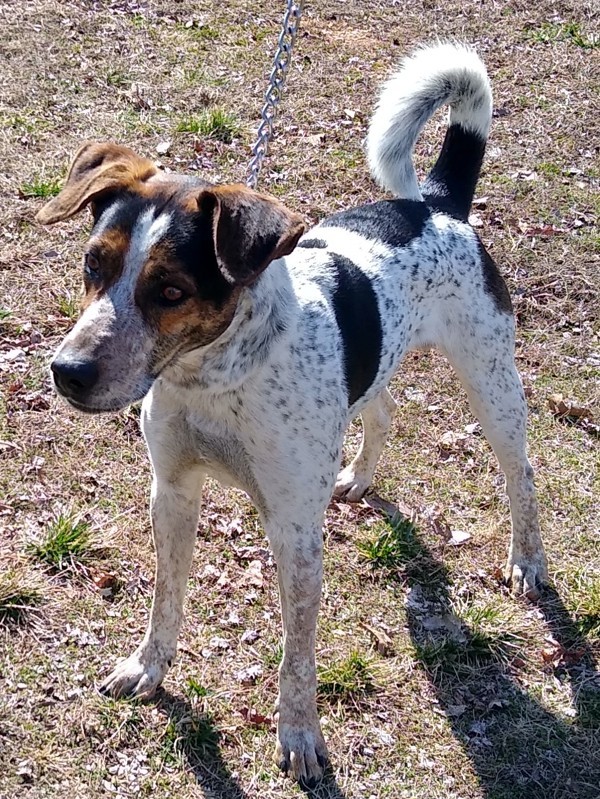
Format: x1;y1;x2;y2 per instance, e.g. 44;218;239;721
100;464;204;697
265;518;329;786
334;387;396;501
445;331;548;598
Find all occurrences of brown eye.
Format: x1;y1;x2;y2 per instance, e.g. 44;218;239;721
84;252;101;281
160;286;184;304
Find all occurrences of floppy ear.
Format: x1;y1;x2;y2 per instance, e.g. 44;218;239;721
198;185;305;286
35;142;158;224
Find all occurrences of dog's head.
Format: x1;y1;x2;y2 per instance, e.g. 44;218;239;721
37;142;305;413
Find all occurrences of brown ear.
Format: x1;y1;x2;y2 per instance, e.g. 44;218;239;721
198;185;305;286
35;142;158;224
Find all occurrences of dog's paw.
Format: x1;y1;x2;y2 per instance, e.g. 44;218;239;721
333;464;371;502
504;550;548;601
274;715;329;787
98;646;172;699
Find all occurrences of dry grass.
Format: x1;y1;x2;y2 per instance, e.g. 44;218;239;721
1;0;599;797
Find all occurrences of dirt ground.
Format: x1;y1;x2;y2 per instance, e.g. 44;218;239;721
0;1;599;798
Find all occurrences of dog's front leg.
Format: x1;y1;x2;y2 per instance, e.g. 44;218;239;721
100;465;204;699
267;522;328;786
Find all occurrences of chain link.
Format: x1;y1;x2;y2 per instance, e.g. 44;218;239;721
247;1;303;190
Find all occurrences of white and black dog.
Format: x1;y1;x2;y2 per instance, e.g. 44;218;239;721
37;43;547;785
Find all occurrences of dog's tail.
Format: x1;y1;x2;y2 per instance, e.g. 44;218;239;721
366;42;492;220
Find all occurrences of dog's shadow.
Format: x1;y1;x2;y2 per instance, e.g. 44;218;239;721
154;689;247;798
154;690;349;799
369;496;600;799
152;500;599;798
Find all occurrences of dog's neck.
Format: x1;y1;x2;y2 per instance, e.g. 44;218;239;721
160;257;295;394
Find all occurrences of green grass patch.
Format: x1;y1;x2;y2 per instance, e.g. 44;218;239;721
318;650;375;699
414;635;495;675
0;308;12;322
357;517;421;569
27;513;94;571
160;712;219;765
56;291;80;320
415;610;523;676
175;108;240;143
572;576;600;637
105;69;129;87
537;160;562;177
527;22;599;48
263;641;283;669
0;569;43;624
577;689;600;728
178;22;219;42
186;677;210;699
19;176;62;199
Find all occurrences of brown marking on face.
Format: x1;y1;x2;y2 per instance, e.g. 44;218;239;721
80;227;132;310
135;238;242;353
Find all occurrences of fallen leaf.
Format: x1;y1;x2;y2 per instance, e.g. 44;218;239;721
446;703;466;717
239;706;272;727
93;572;118;597
438;430;471;453
447;529;471;546
208;635;230;651
236;664;263;685
241;629;260;644
360;621;394;656
242;559;263;588
548;393;593;421
492;566;505;583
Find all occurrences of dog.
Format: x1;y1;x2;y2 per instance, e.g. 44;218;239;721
37;42;548;785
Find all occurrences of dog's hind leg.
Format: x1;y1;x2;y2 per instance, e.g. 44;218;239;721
334;387;396;501
442;318;548;600
100;454;204;699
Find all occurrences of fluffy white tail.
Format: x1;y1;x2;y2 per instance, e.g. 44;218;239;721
367;42;492;209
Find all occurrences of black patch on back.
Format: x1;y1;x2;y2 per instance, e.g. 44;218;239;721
329;254;382;406
477;239;512;314
297;238;327;249
422;124;487;221
320;200;430;248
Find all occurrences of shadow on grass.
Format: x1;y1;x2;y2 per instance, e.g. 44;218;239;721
156;689;247;799
367;495;600;799
155;690;350;799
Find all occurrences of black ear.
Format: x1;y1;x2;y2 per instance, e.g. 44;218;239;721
36;142;158;224
198;185;305;285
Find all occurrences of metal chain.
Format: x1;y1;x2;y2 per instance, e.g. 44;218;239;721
246;0;303;190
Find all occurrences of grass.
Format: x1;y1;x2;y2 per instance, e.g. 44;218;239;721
357;516;420;568
174;108;241;143
318;651;376;699
56;291;80;320
19;176;62;198
527;22;599;49
571;575;600;637
0;570;43;624
26;513;94;571
1;1;599;797
160;711;220;766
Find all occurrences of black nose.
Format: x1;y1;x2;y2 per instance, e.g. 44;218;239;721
51;357;99;399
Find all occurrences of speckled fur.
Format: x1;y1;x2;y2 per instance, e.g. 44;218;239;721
40;43;547;787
